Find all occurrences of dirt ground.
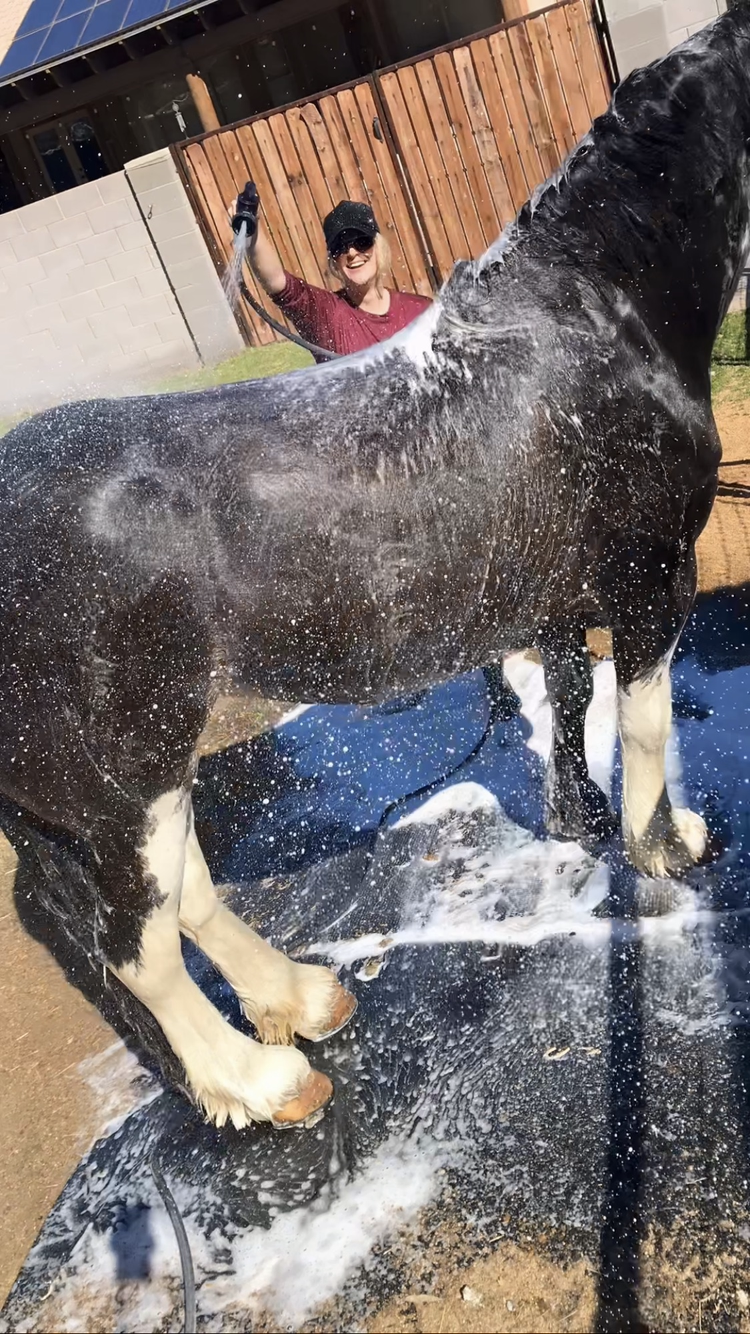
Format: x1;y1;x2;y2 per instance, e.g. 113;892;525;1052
695;402;750;591
1;398;749;1322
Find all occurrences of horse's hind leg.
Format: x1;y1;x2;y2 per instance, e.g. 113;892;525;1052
179;808;356;1045
539;620;616;843
614;642;707;877
109;786;332;1128
609;537;708;876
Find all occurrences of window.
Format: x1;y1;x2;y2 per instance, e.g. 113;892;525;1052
256;35;299;106
284;10;361;97
200;46;273;125
28;114;111;193
207;3;388;119
0;148;23;215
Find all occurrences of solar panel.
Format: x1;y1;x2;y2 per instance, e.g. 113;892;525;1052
0;0;204;82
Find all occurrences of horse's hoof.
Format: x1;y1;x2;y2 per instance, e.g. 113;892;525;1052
311;984;358;1042
627;807;709;878
271;1069;333;1129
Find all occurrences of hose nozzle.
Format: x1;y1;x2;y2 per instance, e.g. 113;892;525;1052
231;180;259;241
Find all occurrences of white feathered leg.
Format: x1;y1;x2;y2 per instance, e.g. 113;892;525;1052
178;812;356;1044
618;660;707;877
113;789;330;1128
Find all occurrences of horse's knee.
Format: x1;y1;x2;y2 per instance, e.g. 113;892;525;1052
618;661;672;753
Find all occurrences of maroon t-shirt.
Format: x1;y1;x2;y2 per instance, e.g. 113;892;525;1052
273;272;433;360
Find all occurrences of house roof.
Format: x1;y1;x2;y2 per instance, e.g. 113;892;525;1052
0;0;215;84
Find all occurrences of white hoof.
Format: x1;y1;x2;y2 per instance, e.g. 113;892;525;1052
627;805;707;879
672;807;708;861
243;963;356;1046
189;1027;312;1129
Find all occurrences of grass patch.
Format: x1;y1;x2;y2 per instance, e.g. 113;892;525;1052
713;310;749;364
711;362;750;407
0;410;30;438
158;341;313;393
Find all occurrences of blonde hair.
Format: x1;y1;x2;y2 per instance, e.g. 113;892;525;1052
328;230;392;293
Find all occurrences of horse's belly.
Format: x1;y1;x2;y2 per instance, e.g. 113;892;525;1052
236;547;543;704
232;478;584;701
243;619;493;704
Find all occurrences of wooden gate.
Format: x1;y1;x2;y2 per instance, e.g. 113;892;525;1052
173;0;612;346
378;0;610;279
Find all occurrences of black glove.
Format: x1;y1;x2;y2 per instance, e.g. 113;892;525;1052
231;181;259;239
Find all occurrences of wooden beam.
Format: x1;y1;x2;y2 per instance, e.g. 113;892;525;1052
0;0;344;135
157;24;179;47
85;48;116;74
185;71;221;131
120;39;143;61
48;65;74;88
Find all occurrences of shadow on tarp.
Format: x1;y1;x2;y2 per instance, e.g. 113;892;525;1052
678;579;750;672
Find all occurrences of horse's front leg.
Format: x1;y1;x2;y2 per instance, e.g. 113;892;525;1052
179;806;356;1045
109;786;332;1129
538;620;616;844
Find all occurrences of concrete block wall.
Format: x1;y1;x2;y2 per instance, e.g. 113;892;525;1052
605;0;727;79
0;172;200;415
0;149;245;417
125;149;244;367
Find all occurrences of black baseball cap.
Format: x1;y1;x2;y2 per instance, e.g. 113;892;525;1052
323;200;379;256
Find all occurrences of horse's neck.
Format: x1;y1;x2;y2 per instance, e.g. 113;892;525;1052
621;169;750;374
612;21;750;363
624;128;750;364
520;12;750;374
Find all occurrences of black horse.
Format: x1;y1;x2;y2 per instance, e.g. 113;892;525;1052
0;7;747;1130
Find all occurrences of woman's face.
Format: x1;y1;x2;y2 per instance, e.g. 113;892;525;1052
332;238;377;291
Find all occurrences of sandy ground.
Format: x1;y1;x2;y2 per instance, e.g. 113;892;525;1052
371;1245;597;1334
1;398;749;1321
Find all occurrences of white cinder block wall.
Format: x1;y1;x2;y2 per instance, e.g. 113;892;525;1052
125;149;244;367
0;151;243;417
0;173;196;414
605;0;728;79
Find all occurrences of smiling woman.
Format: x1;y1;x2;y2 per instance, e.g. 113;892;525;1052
235;181;433;361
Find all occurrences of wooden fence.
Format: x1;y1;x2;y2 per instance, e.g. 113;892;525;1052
173;0;612;346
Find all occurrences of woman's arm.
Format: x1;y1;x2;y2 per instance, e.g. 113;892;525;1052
231;181;338;357
248;214;287;297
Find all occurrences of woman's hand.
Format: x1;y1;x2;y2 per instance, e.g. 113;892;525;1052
232;181;260;243
231;182;286;297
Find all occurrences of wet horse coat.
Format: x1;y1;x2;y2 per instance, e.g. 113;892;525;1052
1;9;748;1126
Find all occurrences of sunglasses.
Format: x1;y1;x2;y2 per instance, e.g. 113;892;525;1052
329;232;374;259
